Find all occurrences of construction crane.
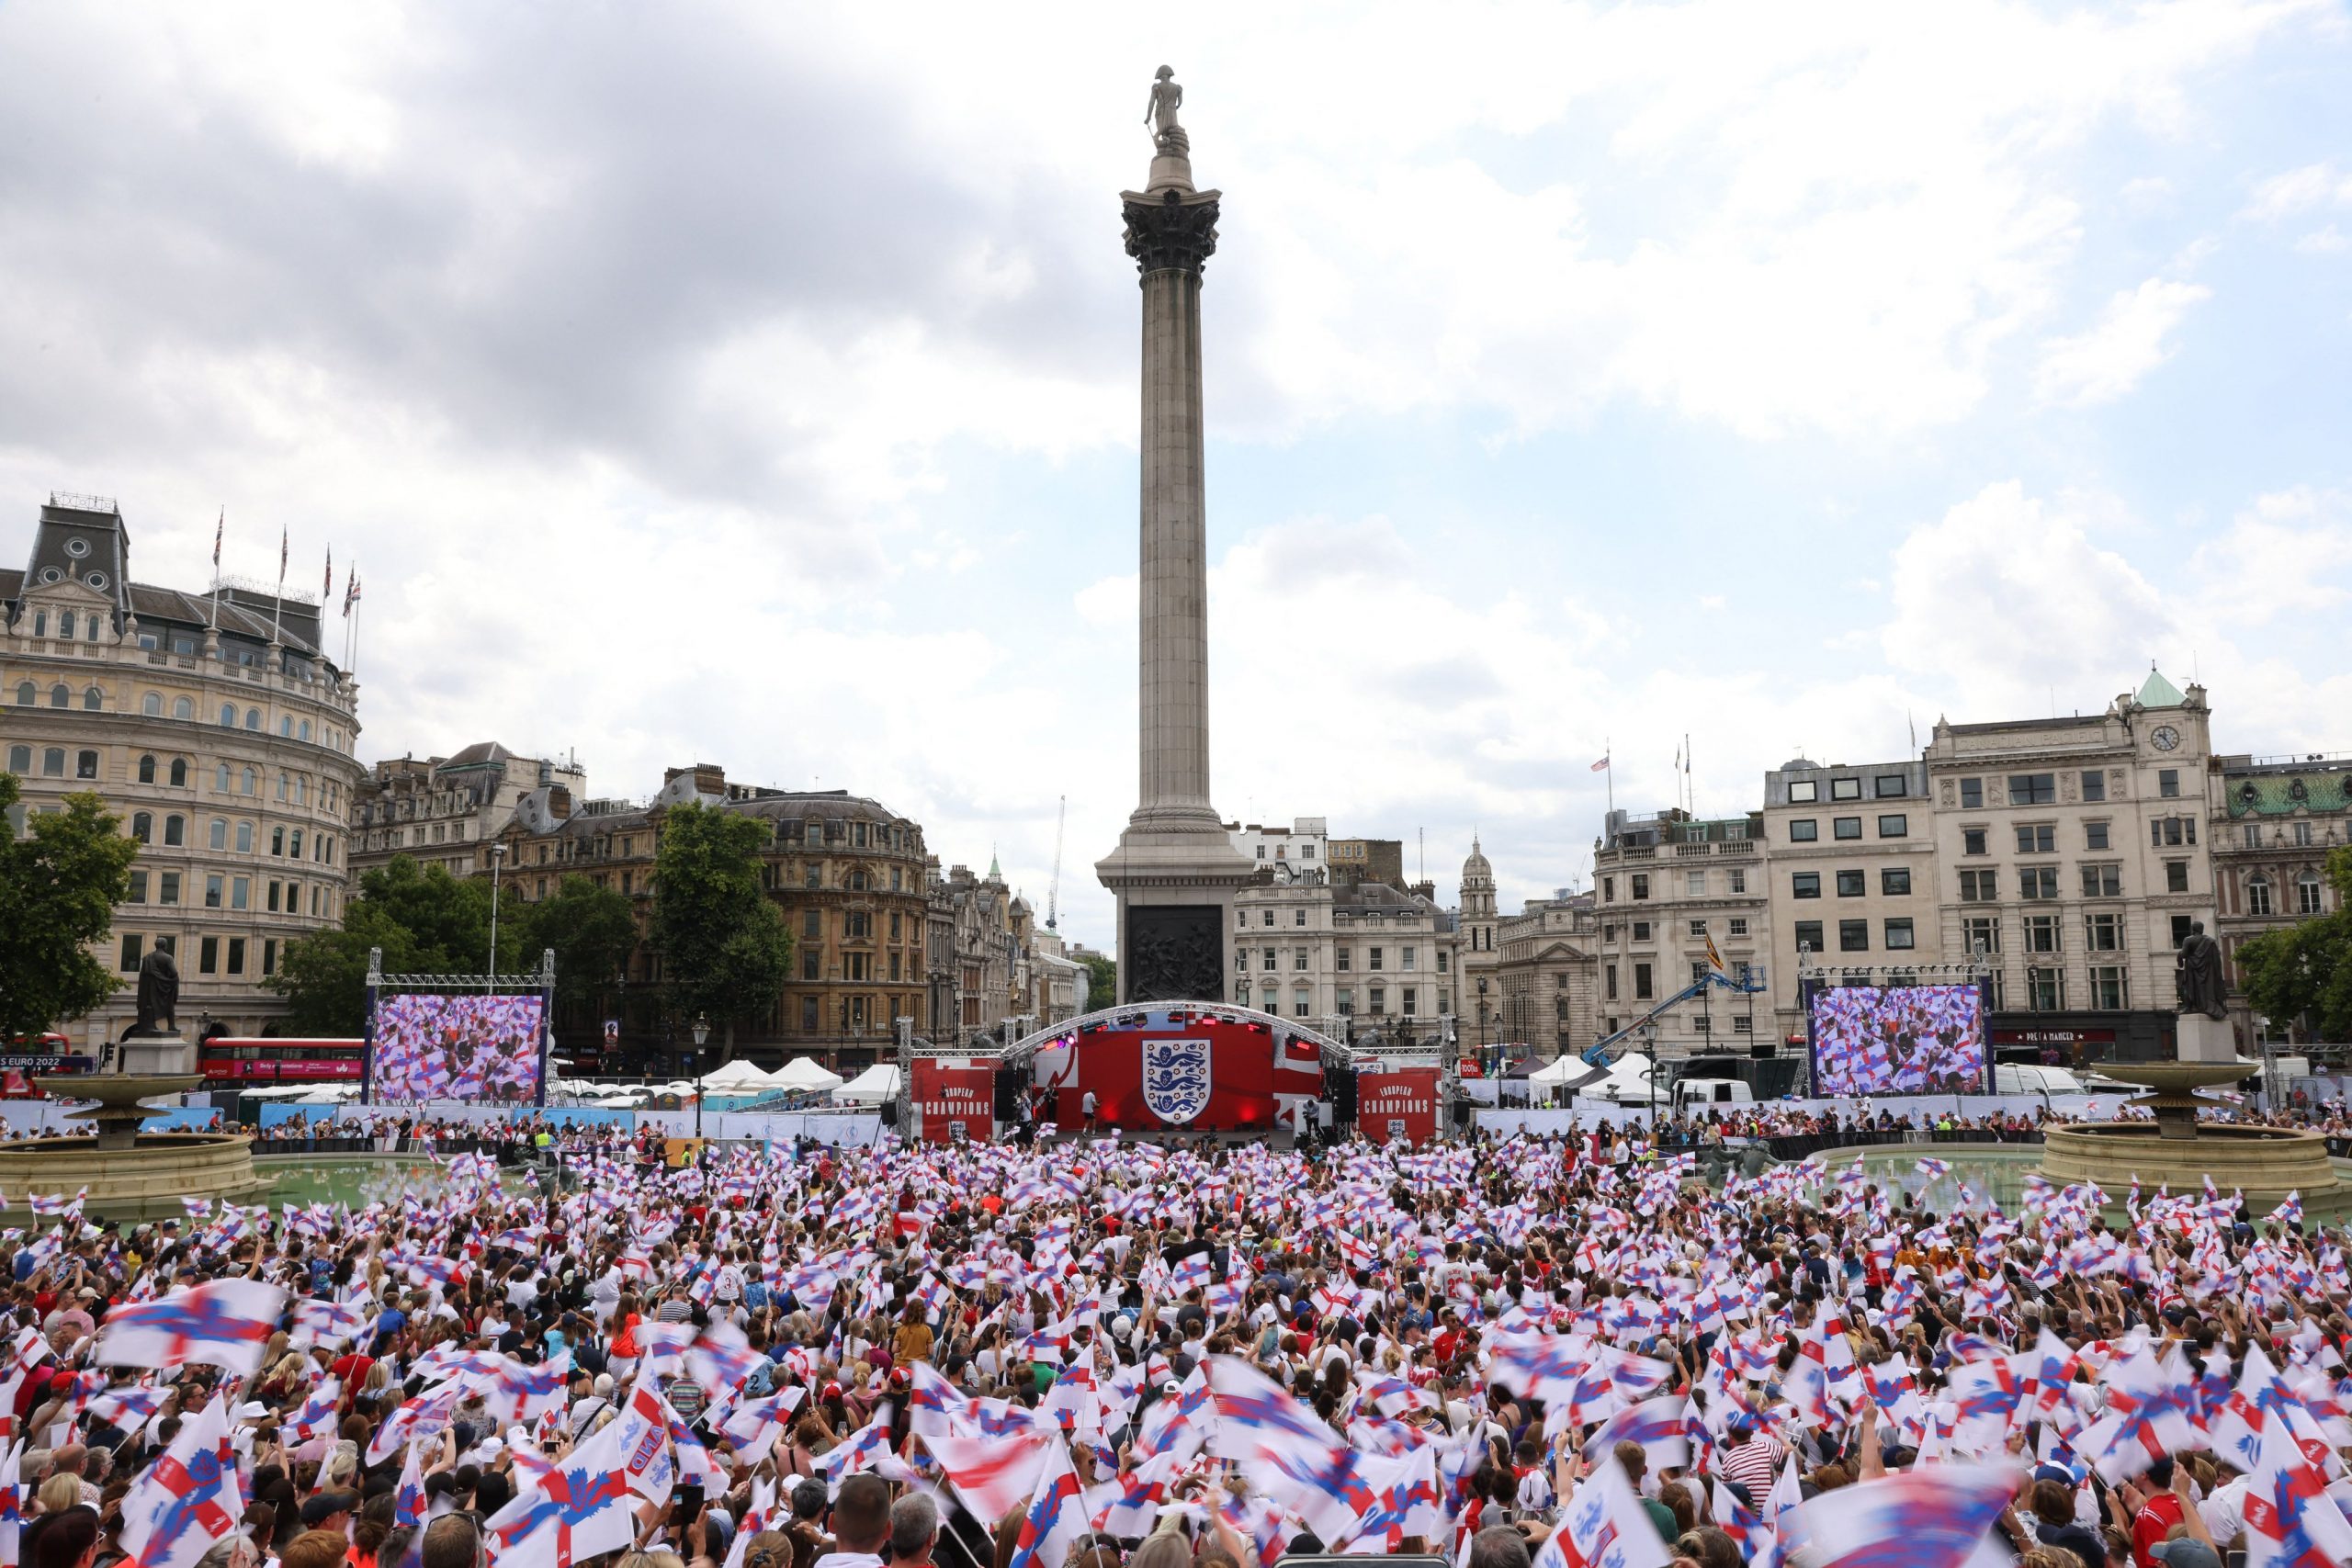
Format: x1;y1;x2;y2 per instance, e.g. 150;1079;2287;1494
1046;795;1066;930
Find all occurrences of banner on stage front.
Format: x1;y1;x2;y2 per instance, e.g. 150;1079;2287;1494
911;1059;996;1144
1358;1066;1440;1146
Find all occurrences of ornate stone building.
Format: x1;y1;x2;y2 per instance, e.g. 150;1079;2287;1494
2209;753;2350;1043
1456;838;1504;1050
2;493;365;1046
487;768;933;1070
1760;757;1938;1044
1591;807;1769;1057
1923;671;2218;1059
351;742;585;883
1228;820;1460;1043
1491;889;1603;1062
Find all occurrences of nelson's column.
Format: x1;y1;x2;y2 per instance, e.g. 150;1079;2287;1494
1095;66;1255;1003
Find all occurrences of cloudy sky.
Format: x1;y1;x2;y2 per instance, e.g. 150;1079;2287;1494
5;2;2349;946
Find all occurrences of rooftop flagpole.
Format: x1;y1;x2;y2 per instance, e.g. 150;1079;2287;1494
270;525;287;646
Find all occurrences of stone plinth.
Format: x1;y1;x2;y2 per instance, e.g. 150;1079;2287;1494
2177;1013;2236;1063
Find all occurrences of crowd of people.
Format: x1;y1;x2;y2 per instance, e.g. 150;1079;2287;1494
2;1113;2350;1568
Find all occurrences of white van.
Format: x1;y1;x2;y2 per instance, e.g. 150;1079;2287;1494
1674;1077;1756;1110
1996;1064;2091;1097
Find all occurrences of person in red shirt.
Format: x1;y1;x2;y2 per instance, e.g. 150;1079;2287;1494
2125;1457;2185;1568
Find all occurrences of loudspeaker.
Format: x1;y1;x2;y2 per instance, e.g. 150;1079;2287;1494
1452;1100;1471;1130
879;1100;899;1128
994;1068;1023;1121
1749;1042;1775;1059
1330;1069;1359;1126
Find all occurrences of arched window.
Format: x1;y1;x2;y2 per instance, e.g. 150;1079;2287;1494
74;750;97;779
216;762;231;792
141;693;161;716
6;745;28;773
163;815;185;847
300;719;311;742
220;704;236;727
168;759;187;788
276;773;288;802
138;755;156;784
48;683;68;708
278;716;292;738
240;766;256;796
271;826;285;856
130;812;152;843
235;821;253;853
58;613;74;639
13;682;32;706
297;776;309;805
244;708;260;731
41;748;64;777
172;696;193;720
2300;870;2325;916
2246;874;2273;917
83;687;102;710
209;818;228;850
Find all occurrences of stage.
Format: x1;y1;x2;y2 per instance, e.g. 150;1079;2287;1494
909;1003;1446;1147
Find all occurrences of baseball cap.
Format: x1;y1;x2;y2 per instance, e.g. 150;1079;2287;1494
300;1492;359;1526
2149;1540;2222;1568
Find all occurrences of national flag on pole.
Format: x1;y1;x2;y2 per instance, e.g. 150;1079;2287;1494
1590;757;1611;772
118;1396;243;1568
2243;1407;2352;1568
95;1279;286;1377
1702;929;1728;977
344;568;360;616
1792;1463;2018;1568
1005;1442;1090;1568
1532;1454;1669;1568
323;546;332;601
212;510;222;569
277;525;288;582
484;1412;639;1568
924;1431;1053;1523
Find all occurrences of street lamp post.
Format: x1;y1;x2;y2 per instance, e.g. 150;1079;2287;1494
691;1013;709;1142
487;843;506;993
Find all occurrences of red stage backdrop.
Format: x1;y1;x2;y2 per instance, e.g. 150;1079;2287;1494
1046;1015;1307;1133
1357;1066;1440;1146
911;1060;996;1144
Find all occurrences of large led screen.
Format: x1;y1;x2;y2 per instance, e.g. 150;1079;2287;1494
369;992;546;1103
1808;982;1987;1097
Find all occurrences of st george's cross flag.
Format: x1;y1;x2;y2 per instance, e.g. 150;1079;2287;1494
485;1413;639;1568
96;1279;286;1377
1005;1440;1089;1568
1792;1462;2019;1568
2243;1408;2352;1568
119;1396;243;1568
922;1431;1053;1523
1532;1454;1670;1568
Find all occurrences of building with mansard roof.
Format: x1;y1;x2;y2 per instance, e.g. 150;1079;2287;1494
1;492;365;1046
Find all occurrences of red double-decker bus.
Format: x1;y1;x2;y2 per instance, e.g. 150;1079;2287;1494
198;1038;367;1085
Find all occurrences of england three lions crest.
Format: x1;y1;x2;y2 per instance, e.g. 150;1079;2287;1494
1141;1037;1213;1124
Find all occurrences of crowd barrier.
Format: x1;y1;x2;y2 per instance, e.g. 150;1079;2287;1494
1475;1092;2129;1142
254;1101;890;1149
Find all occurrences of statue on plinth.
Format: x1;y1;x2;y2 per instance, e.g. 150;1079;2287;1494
1145;65;1183;141
131;946;180;1037
2174;919;2227;1022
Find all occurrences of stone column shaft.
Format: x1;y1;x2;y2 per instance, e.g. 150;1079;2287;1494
1136;262;1213;824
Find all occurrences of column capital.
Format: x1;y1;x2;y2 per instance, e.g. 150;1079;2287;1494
1122;189;1220;277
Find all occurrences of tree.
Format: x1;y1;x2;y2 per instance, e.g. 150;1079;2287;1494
268;856;514;1035
0;775;140;1041
1081;951;1117;1011
515;874;639;1016
2236;845;2352;1042
650;802;793;1059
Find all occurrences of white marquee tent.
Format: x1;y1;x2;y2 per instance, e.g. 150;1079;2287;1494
834;1063;901;1105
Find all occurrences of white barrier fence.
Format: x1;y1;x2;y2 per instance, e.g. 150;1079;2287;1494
1476;1092;2132;1138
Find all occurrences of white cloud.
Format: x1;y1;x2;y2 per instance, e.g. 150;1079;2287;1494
2242;161;2352;220
2032;277;2211;406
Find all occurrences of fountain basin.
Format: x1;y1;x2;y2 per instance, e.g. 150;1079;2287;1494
0;1130;271;1222
2039;1121;2351;1221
